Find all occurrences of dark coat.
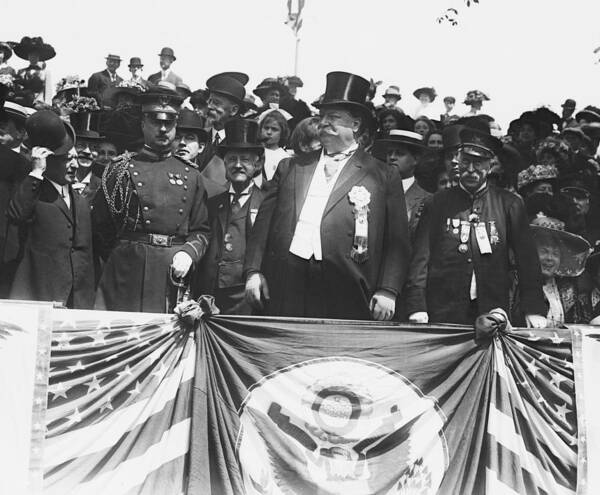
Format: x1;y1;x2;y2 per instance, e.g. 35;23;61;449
147;71;184;86
92;150;210;313
87;69;123;104
8;176;95;308
404;184;546;324
404;181;431;222
244;148;411;319
0;146;30;296
195;186;265;314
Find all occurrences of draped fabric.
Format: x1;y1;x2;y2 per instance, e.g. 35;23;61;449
0;301;594;494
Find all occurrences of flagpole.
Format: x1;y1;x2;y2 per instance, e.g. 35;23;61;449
294;35;300;76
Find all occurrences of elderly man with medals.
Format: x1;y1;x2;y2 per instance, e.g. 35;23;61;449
92;82;210;313
244;71;410;321
405;127;548;327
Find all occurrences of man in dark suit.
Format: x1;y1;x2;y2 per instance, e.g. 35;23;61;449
195;119;265;314
8;111;95;308
147;47;183;86
244;71;410;321
87;54;123;106
405;128;547;327
0;98;30;297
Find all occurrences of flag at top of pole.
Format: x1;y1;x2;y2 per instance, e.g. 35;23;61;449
285;0;305;37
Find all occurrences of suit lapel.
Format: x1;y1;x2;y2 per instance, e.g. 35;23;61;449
216;193;229;240
294;153;319;222
322;150;368;218
42;180;73;224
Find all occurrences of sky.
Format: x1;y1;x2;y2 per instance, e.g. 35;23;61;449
3;0;600;129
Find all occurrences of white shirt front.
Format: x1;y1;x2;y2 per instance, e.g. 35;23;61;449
402;176;415;193
161;68;171;80
228;183;253;208
289;144;357;260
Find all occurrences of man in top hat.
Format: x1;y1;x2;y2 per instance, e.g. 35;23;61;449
0;88;31;296
148;48;183;86
87;54;123;105
194;119;267;314
198;74;246;186
405;127;547;327
127;57;148;90
92;82;211;312
373;129;430;227
8;110;95;308
280;75;311;129
244;71;410;320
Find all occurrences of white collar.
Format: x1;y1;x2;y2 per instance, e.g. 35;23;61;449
162;68;171;76
213;128;226;141
402;176;415;192
321;141;358;159
228;182;253;207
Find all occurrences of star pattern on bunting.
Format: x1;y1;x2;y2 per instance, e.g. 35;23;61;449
128;381;142;397
526;360;539;377
49;382;69;401
117;364;133;379
68;360;85;373
555;403;569;422
550;332;565;345
549;371;566;390
85;375;102;393
67;408;83;425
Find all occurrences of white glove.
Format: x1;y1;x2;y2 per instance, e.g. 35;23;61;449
171;251;193;278
409;311;429;324
525;314;547;329
245;272;270;310
29;146;53;179
369;290;396;321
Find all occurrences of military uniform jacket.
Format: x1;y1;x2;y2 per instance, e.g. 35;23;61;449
8;176;95;308
195;186;265;313
404;184;546;324
244;148;411;319
92;148;210;312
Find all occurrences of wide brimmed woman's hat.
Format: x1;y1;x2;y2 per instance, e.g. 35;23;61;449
253;77;288;101
575;105;600;123
313;71;372;121
463;90;489;105
13;36;56;62
413;87;437;101
517;164;559;193
530;213;591;277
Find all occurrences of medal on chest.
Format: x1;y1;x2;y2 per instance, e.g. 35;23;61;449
458;221;470;253
348;186;370;263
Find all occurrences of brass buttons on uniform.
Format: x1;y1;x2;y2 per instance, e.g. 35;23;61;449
224;243;233;252
137;182;143;187
178;208;183;214
145;219;151;225
224;233;232;242
143;206;149;211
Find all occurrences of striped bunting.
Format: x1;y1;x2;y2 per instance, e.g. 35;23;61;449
42;310;194;495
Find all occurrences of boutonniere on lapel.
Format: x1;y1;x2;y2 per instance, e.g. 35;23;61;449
348;186;370;263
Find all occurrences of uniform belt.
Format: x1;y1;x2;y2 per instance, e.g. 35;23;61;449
120;232;186;247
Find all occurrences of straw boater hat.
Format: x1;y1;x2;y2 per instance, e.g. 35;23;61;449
530;214;591;277
517;164;559;194
373;129;427;156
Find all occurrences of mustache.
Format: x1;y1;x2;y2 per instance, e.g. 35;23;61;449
318;124;339;136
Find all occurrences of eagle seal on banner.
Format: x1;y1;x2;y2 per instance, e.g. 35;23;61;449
236;357;448;494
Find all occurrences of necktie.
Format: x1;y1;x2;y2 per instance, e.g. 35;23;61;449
230;191;250;215
214;133;221;147
323;149;355;181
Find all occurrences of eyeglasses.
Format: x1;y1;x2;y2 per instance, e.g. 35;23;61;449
456;150;491;171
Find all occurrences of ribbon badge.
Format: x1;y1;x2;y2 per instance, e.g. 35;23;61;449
348;186;371;263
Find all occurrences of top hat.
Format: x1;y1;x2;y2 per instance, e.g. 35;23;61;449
138;82;183;120
373;129;427;155
459;127;502;158
253;78;288;101
25;110;74;156
383;85;402;99
13;36;56;62
212;72;249;86
176;108;208;142
413;87;437;101
530;213;591;277
105;54;122;62
206;74;246;105
442;124;465;151
576;105;600;124
158;47;176;60
0;42;12;62
217;118;264;157
561;98;576;109
128;57;143;68
314;71;372;120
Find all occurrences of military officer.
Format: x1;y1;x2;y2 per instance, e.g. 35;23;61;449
92;82;211;313
405;128;547;327
194;119;266;314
